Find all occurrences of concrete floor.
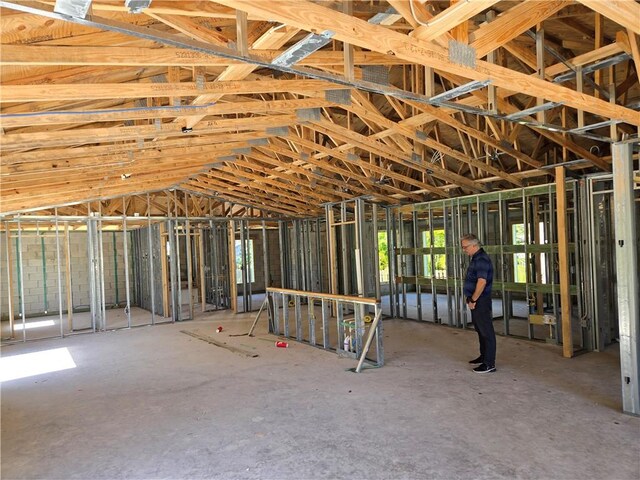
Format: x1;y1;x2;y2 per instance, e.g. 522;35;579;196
1;311;638;480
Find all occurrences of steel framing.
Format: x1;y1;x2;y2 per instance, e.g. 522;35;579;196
612;143;639;415
387;182;584;346
265;287;383;371
0;210;239;344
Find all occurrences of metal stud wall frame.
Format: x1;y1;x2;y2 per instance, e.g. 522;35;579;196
386;182;586;348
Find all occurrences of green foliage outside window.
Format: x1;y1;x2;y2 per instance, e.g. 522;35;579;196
423;230;446;278
378;231;389;282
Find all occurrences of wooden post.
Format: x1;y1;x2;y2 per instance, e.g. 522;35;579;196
185;219;194;320
342;1;354;82
536;23;546;123
533;197;543;314
64;222;73;330
327;208;339;295
198;228;206;312
326;206;339;316
486;10;496;113
159;223;170;317
5;228;15;338
556;167;573;358
576;66;584;128
228;221;237;313
235;9;248;57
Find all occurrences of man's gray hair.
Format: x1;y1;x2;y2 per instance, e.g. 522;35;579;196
461;234;481;246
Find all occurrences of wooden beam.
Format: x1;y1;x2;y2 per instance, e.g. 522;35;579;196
0;176;188;214
145;13;232;46
626;29;640;77
469;0;569;58
412;0;501;43
0;45;407;67
405;100;547;171
555;166;573;358
259;142;404;204
230;157;341;202
214;0;638;125
181;22;301;129
211;170;328;209
183;181;311;216
576;0;640;35
545;41;626;77
0;115;299;151
1;132;275;165
341;101;519;187
0;98;333;128
279;134;447;199
219;160;339;204
242;150;354;200
0;79;339;102
3;155;222;187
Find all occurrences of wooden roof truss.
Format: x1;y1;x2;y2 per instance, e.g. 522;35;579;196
1;0;639;218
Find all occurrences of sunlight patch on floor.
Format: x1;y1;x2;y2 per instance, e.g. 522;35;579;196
1;347;76;382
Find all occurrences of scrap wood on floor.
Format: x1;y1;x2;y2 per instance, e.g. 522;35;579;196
180;330;259;358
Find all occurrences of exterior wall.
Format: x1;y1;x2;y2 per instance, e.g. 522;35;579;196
241;228;281;292
0;229;127;320
266;229;282;289
0;232;10;321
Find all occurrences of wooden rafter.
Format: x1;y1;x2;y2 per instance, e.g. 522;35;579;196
1;0;637;218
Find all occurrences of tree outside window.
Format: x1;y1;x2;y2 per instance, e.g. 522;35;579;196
378;231;389;282
512;224;527;283
512;223;548;283
422;230;446;278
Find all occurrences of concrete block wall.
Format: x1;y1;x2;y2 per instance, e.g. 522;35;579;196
0;229;128;320
0;232;11;321
0;233;66;318
309;223;327;292
68;232;90;309
266;229;282;289
99;231;128;307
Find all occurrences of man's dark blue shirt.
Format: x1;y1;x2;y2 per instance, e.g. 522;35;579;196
463;248;493;299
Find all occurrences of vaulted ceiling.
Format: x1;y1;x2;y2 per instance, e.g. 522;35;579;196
1;0;639;218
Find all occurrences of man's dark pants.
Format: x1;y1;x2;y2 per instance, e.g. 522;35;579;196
470;296;496;367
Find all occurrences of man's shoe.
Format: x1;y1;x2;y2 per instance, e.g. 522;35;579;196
473;364;496;373
468;356;483;364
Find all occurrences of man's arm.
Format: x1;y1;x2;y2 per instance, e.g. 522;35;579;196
467;278;487;310
469;278;487;303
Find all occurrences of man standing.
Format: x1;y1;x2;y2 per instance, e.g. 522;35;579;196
461;234;496;373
